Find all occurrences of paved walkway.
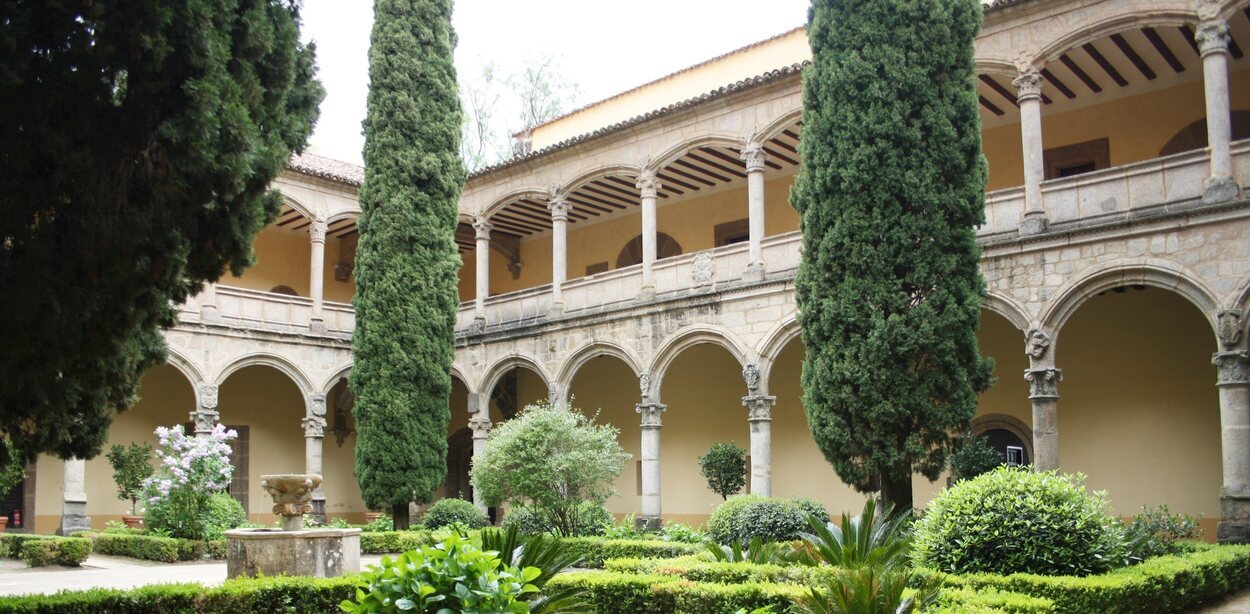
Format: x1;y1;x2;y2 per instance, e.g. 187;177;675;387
0;554;386;597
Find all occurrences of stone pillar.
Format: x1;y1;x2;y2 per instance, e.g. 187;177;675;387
1023;329;1060;471
191;383;221;438
309;217;328;332
58;457;90;535
473;218;491;328
547;382;568;407
636;170;661;299
741;142;767;282
1197;20;1241;203
1215;309;1250;542
200;282;220;322
636;401;666;529
304;394;328;522
742;396;776;496
1014;70;1048;236
548;193;570;314
468;415;493;513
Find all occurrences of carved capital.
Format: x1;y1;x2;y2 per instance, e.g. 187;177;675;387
1024;367;1062;399
547;194;571;223
473;218;492;241
740;142;766;173
469;415;493;438
1025;329;1052;360
635;170;662;199
1196;0;1223;22
190;408;220;435
742;363;761;394
198;384;219;410
1218;310;1244;349
636;402;667;428
1196;21;1230;56
742;395;776;421
309;219;328;242
302;415;326;438
1214;351;1250;386
1012;70;1044;102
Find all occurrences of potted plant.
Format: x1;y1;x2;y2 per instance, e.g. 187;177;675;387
106;442;154;528
0;439;26;532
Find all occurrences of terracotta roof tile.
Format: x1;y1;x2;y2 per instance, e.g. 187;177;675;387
287;151;364;187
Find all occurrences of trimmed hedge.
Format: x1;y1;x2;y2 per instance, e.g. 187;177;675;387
358;530;439;554
605;556;838;586
919;544;1250;613
18;538;92;567
558;537;705;568
0;576;359;613
84;532;228;562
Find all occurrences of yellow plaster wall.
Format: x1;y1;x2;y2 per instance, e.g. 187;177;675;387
322;381;367;520
568;357;643;515
228;227;356;303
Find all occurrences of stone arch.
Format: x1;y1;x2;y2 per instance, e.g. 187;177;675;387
755;108;804;144
479;354;552;400
1035;10;1196;67
326;209;362;226
281;194;316;222
556;341;643;386
213;352;314;396
318;362;355;396
479;187;551;220
650;133;745;172
1159;111;1250;157
973;58;1019;80
450;363;473;393
982;292;1031;334
1040;260;1220;348
648;325;751;400
561;163;644;195
164;346;205;387
755;313;801;394
969;413;1034;463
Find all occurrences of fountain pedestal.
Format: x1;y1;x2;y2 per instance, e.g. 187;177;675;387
225;474;360;579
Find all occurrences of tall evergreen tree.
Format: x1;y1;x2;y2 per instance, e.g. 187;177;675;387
0;1;321;464
792;0;994;510
352;0;464;529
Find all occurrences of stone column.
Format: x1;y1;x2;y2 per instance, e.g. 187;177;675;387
304;394;328;522
742;396;776;496
473;218;491;329
1215;310;1250;542
741;142;768;282
1014;70;1048;236
468;415;493;513
309;217;328;332
58;457;90;535
636;170;661;299
635;370;664;528
1197;20;1240;203
191;383;221;439
547;382;569;407
1024;329;1060;471
548;193;570;314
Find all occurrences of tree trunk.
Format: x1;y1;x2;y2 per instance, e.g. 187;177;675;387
879;471;913;513
392;503;410;530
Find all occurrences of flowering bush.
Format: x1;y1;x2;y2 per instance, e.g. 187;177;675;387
142;424;237;540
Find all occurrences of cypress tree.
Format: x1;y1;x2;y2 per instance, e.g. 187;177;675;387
792;0;994;510
352;0;465;529
0;1;321;463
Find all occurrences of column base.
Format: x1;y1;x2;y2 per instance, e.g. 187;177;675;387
742;264;766;283
634;515;662;531
637;286;656;302
1219;493;1250;544
309;318;327;334
1203;177;1241;205
58;500;91;536
1019;210;1049;237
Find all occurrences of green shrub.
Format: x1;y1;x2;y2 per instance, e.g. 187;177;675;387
106;441;154;515
421;497;489;530
0;576;360;612
660;521;706;544
361;514;394;532
913;466;1126;576
699;442;747;500
949;432;1004;482
1124;505;1202;564
92;533;180;563
359;530;438;554
708;494;830;545
502;505;550;535
19;537;91;567
557;537;704;568
203;492;248;540
602;513;645;540
502;501;612;537
919;544;1250;613
930;588;1054;614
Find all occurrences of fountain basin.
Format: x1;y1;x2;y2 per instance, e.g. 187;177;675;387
225;527;361;579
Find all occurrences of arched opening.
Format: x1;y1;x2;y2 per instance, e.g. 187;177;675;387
322;377;367;521
218;364;306;523
1159;111;1250;156
442;376;474;504
616;233;682;268
269;285;299;296
567;354;643;517
1058;285;1220;531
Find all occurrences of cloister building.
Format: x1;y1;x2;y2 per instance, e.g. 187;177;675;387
10;0;1250;543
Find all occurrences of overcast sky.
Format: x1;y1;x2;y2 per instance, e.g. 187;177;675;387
300;0;810;165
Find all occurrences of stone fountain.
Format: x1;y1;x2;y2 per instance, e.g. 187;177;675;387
224;474;360;579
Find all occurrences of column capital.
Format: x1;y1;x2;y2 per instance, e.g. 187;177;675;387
635;170;662;199
1214;351;1250;386
469;415;493;438
1196;20;1231;56
309;218;328;243
636;402;667;428
473;217;492;240
302;415;326;438
1012;70;1044;102
1024;367;1062;399
547;194;571;222
740;142;767;173
742;395;776;422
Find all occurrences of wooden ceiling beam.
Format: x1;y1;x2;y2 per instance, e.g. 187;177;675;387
690;150;748;178
1142;27;1185;73
1040;68;1076;99
656;172;699;191
1059;53;1102;93
979;74;1021;107
979;95;1005;116
1110;33;1157;80
1082;42;1129;86
673;158;731;183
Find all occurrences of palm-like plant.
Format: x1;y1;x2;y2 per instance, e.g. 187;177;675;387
479;524;589;613
799;566;933;614
704;536;799;565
